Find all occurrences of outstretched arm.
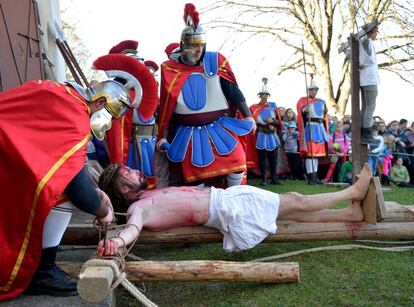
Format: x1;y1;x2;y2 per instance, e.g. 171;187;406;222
97;205;145;256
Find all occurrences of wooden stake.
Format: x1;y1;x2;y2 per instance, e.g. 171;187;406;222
361;177;386;224
361;178;378;224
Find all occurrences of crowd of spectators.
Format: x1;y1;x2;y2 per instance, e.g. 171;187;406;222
271;110;414;187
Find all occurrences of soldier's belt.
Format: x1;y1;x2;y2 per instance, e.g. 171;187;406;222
310;118;324;123
132;124;158;136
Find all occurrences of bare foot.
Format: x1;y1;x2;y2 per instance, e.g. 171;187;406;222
351;163;372;201
346;200;364;222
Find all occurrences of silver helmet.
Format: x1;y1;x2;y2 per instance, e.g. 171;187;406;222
89;54;148;141
87;80;132;141
258;77;271;96
180;3;206;64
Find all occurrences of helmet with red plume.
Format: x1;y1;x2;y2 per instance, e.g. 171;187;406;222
181;3;206;61
109;40;144;61
144;60;159;75
89;54;158;140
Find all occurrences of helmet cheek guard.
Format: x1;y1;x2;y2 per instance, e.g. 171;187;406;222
87;79;133;141
90;54;158;141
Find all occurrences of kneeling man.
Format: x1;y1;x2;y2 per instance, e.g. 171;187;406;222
97;164;372;255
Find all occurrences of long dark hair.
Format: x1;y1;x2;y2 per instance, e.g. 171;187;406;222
98;164;129;224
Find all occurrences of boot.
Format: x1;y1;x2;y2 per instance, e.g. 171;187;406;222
260;175;267;186
361;128;380;144
24;246;78;296
270;174;282;185
307;173;322;185
307;174;315;185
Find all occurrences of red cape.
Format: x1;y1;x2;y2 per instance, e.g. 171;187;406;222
0;80;91;301
157;53;237;140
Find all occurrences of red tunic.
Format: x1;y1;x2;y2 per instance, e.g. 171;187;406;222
157;54;247;183
0;80;91;301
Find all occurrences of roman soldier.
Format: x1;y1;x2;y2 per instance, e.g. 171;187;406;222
296;79;329;184
157;3;255;187
0;54;149;300
246;78;284;185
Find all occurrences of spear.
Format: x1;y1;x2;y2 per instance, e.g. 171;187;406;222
301;41;316;184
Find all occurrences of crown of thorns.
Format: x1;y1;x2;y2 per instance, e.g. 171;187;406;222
98;163;121;192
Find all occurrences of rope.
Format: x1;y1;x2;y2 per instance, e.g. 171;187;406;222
83;257;158;307
252;243;414;262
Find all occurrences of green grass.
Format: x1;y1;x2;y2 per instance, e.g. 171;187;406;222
117;181;414;307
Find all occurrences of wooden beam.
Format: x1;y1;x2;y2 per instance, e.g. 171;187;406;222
76;260;299;303
350;34;368;178
63;222;414;245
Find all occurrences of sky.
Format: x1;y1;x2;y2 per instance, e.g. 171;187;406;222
60;0;414;124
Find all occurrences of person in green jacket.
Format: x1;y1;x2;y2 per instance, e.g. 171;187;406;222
390;157;412;187
339;155;353;184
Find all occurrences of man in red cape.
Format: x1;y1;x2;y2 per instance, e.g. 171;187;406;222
157;3;255;187
0;54;142;301
296;81;329;184
245;79;285;185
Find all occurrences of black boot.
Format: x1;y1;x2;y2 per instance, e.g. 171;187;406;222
24;246;78;296
361;128;380;144
260;175;267;186
307;173;322;185
307;174;315;185
270;174;282;185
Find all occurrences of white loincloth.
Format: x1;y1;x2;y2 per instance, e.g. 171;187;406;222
204;186;280;252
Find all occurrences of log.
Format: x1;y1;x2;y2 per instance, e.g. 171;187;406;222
76;260;299;302
78;265;113;303
64;222;414;245
382;202;414;222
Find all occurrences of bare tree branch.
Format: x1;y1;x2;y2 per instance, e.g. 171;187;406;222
203;0;414;116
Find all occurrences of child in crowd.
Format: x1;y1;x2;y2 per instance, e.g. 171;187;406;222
367;124;384;176
381;134;395;185
324;121;349;182
339;155;353;184
283;121;300;180
390;157;411;187
282;108;297;127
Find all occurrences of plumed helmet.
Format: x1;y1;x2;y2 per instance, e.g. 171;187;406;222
109;40;144;62
308;80;319;90
144;60;159;75
87;80;131;141
165;42;181;60
181;3;206;47
89;54;158;141
258;77;270;96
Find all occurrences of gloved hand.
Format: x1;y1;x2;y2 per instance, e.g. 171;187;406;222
157;138;170;151
97;239;119;257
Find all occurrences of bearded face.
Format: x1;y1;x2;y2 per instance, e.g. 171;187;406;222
181;43;205;65
117;166;148;201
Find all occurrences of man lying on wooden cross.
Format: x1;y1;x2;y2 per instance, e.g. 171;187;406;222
97;164;372;256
